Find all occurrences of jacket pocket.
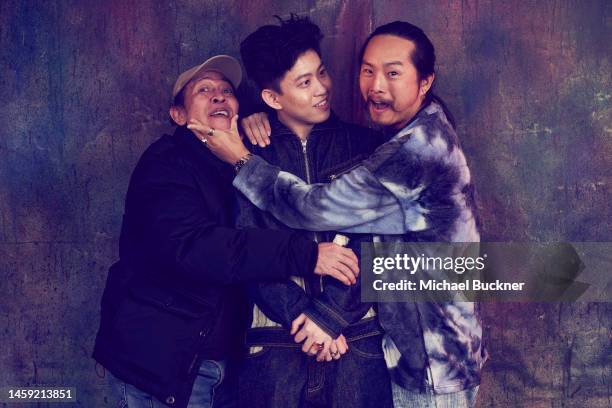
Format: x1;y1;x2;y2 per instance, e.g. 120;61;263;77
322;155;367;181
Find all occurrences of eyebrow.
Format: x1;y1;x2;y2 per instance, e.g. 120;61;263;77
361;60;404;68
293;63;325;83
384;61;404;67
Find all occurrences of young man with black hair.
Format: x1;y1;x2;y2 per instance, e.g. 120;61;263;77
230;15;393;408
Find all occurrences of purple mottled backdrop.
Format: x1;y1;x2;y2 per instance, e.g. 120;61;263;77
1;1;610;407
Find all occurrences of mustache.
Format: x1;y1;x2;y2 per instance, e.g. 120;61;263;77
367;96;393;104
363;97;393;111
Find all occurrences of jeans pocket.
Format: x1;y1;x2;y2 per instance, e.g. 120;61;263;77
348;334;385;359
244;346;271;359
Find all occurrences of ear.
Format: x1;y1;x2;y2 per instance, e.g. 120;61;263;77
420;73;435;96
261;89;282;111
169;106;187;126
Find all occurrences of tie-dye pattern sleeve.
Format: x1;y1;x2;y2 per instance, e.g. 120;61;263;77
232;155;406;234
232;103;475;240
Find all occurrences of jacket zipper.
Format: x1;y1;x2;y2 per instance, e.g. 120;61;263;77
301;139;323;293
301;140;312;184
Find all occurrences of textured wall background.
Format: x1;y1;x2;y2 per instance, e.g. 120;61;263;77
1;0;610;407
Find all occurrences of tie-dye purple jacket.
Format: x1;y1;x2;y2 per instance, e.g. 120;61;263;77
233;101;486;394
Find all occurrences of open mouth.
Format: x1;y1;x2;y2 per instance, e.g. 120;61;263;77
368;99;391;112
209;109;230;118
314;98;329;109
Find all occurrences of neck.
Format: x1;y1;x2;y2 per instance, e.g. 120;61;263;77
393;96;428;130
277;111;314;141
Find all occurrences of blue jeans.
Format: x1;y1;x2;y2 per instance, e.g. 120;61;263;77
391;383;479;408
238;317;392;408
107;360;236;408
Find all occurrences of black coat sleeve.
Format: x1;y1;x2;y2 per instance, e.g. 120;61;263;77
123;152;317;285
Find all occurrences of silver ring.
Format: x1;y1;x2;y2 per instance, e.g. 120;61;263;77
207;127;215;137
201;138;208;145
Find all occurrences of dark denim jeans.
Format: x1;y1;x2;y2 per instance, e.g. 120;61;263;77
237;317;392;408
107;360;237;408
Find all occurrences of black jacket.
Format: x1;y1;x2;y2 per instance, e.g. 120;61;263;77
235;112;385;338
93;126;317;408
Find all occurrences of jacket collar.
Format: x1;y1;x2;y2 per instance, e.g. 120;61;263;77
395;100;443;137
269;111;343;138
172;125;232;171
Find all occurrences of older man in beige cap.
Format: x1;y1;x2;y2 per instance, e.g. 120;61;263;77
92;55;360;408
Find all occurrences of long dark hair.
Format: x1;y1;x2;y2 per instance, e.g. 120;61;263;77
359;21;456;128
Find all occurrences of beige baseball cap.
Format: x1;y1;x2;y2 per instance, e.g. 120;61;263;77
172;54;242;99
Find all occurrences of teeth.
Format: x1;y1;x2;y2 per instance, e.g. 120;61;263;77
315;99;327;107
211;110;229;117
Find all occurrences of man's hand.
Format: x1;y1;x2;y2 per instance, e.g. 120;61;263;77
241;112;271;147
315;243;359;285
322;334;349;362
291;313;333;362
187;116;250;164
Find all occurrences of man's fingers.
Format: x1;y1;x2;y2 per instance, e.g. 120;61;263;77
339;257;359;281
327;268;351;286
188;118;210;131
303;336;315;353
241;113;271;146
337;335;348;354
291;314;306;335
330;341;341;360
241;119;257;145
341;247;359;266
316;341;331;362
294;328;307;344
230;114;239;133
187;123;206;132
252;120;268;148
333;262;357;285
338;248;359;273
252;112;271;146
295;328;308;345
263;115;271;137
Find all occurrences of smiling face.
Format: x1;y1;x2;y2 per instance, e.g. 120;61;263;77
170;70;238;130
262;50;331;139
359;35;434;129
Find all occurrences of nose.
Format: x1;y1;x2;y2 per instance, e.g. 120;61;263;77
211;89;225;104
313;77;329;97
369;71;385;95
